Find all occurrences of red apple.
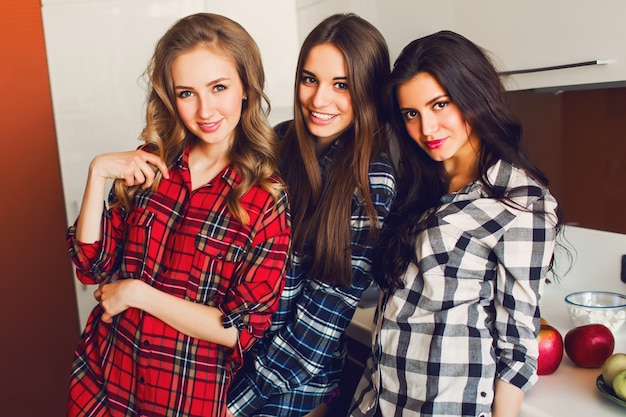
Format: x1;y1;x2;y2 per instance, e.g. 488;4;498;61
537;324;564;375
564;324;615;368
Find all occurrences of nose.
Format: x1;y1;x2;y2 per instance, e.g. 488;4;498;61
420;111;438;137
311;84;331;108
197;93;214;119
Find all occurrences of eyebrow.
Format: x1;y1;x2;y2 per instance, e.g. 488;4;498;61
301;69;347;81
174;77;230;90
399;94;449;112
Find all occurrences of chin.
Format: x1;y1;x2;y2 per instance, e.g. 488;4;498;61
309;124;349;141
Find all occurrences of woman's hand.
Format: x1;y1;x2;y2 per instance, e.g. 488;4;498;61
94;279;145;323
90;149;169;189
94;275;239;347
76;149;170;243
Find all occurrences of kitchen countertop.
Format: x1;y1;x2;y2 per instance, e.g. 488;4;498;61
346;281;626;416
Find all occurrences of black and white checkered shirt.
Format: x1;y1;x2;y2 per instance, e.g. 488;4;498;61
351;160;558;417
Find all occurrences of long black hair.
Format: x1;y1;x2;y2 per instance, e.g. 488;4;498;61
374;30;552;291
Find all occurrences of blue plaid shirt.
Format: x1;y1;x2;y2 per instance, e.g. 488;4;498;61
227;130;396;416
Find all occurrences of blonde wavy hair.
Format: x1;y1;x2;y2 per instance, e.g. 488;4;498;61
113;13;283;224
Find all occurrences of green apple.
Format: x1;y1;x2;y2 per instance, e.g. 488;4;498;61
612;369;626;401
602;353;626;387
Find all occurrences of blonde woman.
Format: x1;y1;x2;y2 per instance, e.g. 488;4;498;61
66;13;290;417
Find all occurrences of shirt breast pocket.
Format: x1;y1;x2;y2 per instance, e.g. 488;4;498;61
188;233;247;304
121;208;155;278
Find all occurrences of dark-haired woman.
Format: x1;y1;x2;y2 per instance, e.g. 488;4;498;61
350;31;560;417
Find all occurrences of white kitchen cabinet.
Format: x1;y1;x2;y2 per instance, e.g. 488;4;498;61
377;0;626;91
298;0;626;91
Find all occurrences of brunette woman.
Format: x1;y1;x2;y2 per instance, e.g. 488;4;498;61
227;13;396;417
350;30;561;417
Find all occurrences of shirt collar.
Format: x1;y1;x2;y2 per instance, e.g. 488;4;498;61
317;131;349;180
176;144;240;190
441;160;511;204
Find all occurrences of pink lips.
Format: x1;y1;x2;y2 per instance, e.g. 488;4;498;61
198;120;221;133
425;138;446;149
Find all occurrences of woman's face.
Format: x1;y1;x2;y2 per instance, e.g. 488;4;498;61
298;43;354;148
172;45;245;152
396;72;479;168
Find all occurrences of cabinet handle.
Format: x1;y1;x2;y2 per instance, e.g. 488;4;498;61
499;59;609;76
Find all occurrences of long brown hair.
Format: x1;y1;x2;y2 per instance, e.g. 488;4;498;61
280;13;391;286
113;13;282;224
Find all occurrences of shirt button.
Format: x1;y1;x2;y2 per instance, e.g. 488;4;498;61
480;391;487;397
217;253;223;260
139;376;145;384
143;340;150;347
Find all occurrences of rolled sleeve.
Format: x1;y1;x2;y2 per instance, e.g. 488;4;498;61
66;202;123;285
494;195;558;391
220;190;291;368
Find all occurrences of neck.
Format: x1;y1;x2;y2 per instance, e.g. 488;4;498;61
444;135;480;193
188;142;231;190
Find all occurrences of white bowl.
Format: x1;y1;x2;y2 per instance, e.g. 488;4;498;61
564;291;626;334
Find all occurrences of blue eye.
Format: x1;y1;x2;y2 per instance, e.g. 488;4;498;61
213;84;226;92
177;90;193;99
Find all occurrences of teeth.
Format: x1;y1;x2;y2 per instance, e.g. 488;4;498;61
312;111;335;121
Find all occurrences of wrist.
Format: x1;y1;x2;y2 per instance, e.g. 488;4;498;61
127;279;149;311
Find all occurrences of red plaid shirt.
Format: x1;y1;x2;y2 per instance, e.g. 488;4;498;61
66;149;290;417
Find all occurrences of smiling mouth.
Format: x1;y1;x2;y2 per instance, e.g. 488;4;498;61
311;111;336;121
198;120;221;133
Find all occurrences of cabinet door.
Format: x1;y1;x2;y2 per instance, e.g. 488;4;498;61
374;0;626;91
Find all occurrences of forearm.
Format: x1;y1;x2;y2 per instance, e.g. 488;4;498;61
132;280;238;347
493;379;524;417
75;170;108;243
75;149;170;243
